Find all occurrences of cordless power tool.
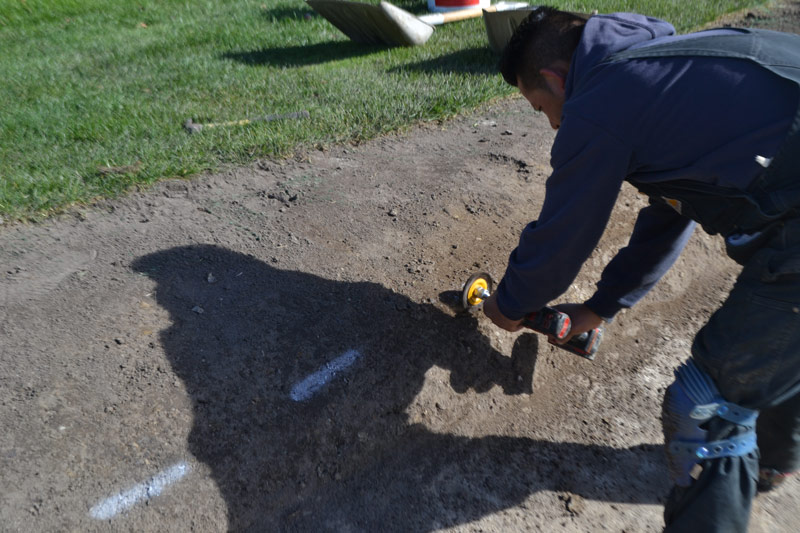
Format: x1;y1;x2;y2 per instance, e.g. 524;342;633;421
461;272;602;360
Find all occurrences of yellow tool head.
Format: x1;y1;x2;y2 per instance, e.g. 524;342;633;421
461;272;494;309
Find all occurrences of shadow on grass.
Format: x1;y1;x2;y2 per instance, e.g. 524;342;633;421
259;0;426;24
260;5;315;21
222;42;386;67
390;47;500;75
133;244;668;532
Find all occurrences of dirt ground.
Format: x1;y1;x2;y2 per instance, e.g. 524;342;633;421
3;3;800;532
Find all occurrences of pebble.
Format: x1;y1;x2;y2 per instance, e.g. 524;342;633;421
562;493;585;515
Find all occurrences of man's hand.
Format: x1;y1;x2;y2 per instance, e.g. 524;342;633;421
550;303;603;343
482;292;524;332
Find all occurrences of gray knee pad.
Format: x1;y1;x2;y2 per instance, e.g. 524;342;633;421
662;359;759;486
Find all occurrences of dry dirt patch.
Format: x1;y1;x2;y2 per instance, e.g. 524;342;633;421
2;3;800;532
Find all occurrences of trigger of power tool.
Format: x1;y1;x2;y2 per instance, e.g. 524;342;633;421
461;272;602;360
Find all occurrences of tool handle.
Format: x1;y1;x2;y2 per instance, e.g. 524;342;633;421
522;306;572;341
418;8;482;25
420;2;530;24
440;7;487;23
550;327;603;361
523;306;603;360
418;1;529;25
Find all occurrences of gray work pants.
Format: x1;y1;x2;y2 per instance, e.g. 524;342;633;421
664;219;800;532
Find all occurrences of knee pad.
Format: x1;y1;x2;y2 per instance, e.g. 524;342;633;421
662;359;759;486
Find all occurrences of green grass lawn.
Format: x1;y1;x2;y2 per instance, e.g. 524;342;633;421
0;0;766;220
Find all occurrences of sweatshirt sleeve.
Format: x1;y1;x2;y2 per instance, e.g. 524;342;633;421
584;201;695;320
494;115;631;320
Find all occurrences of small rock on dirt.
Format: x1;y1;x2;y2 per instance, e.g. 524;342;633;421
560;492;585;515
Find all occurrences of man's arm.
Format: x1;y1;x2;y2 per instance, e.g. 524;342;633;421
584;200;696;321
494;115;632;321
491;114;695;329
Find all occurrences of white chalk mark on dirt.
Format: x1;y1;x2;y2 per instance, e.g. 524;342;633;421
290;349;362;401
89;461;190;520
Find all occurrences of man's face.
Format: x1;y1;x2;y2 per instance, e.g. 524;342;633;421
518;72;566;130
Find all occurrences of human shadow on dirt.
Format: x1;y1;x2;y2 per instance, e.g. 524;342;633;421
132;245;667;532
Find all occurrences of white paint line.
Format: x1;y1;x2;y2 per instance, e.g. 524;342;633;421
290;349;362;402
90;461;190;520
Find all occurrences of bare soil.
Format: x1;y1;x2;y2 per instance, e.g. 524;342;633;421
2;3;800;532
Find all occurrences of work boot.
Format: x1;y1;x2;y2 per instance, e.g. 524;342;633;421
757;468;794;492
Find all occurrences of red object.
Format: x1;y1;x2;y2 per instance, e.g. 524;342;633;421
557;317;571;339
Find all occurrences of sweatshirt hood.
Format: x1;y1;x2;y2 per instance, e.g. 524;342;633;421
566;13;676;97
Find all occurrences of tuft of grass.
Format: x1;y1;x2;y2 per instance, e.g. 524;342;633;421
0;0;767;220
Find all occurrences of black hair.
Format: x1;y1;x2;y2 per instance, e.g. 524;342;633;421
499;6;589;89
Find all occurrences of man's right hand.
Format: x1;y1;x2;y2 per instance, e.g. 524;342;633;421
550;303;603;344
482;292;524;332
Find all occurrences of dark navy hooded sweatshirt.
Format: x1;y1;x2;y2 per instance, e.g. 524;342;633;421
495;13;797;321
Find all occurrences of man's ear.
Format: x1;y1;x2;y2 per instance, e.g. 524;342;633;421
539;67;567;97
